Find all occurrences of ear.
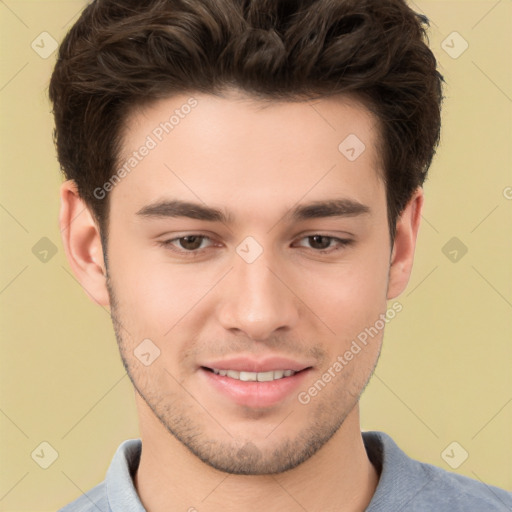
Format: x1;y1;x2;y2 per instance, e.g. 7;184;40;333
387;187;424;300
59;180;110;307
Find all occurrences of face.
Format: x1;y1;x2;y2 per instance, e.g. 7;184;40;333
77;90;416;475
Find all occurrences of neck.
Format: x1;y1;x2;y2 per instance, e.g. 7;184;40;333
134;398;378;512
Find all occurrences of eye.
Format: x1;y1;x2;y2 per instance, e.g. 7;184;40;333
295;235;352;253
158;233;353;258
159;235;214;254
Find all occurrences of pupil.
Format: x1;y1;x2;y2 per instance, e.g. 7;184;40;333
181;236;202;250
310;235;330;250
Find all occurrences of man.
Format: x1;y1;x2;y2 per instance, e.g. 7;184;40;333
50;0;512;510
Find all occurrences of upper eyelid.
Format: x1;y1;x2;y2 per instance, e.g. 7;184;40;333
161;230;353;241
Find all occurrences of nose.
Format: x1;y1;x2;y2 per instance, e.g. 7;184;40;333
217;248;300;341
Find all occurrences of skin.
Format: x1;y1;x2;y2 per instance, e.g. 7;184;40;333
59;89;423;512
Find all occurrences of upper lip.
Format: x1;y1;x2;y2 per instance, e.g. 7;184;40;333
201;356;313;373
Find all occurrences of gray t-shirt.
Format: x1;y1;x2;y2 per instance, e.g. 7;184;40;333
59;431;512;511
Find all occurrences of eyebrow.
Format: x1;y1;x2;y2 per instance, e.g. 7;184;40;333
135;198;370;224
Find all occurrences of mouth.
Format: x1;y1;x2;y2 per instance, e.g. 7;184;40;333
202;367;305;381
199;365;313;408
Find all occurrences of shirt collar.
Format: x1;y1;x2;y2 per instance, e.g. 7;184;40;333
105;438;145;512
104;431;423;510
363;430;437;511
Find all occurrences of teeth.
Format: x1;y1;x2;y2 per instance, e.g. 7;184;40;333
256;371;274;382
211;368;297;381
227;370;240;379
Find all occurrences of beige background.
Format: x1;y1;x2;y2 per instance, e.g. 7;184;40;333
0;1;511;510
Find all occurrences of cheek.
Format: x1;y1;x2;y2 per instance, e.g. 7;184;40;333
109;229;177;304
300;248;390;334
109;245;219;341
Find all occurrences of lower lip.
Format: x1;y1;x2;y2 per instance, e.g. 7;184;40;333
200;367;312;408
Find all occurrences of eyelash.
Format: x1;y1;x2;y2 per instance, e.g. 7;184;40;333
158;234;353;257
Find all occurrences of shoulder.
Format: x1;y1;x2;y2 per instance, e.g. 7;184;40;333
58;481;108;512
413;461;512;510
57;438;143;512
363;431;512;511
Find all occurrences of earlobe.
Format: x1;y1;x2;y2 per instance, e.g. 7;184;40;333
386;188;424;300
59;180;110;307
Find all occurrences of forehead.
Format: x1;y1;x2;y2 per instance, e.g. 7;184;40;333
112;91;384;218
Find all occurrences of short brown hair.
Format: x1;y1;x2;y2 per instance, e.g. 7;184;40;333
49;0;444;245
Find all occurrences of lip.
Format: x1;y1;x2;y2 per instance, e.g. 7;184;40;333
199;365;313;408
200;356;313;373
